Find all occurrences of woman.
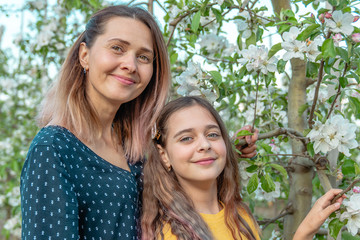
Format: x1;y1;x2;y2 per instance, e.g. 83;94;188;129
141;96;345;240
20;5;170;239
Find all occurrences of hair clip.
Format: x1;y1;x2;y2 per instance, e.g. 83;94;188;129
154;130;161;141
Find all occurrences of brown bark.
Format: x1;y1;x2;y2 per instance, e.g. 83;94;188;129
270;1;314;239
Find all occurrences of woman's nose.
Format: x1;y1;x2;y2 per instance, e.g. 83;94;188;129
119;53;137;73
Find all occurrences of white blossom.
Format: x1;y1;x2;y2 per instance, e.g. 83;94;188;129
235;11;255;39
240;45;277;74
255;181;281;202
308;115;358;156
325;10;354;35
281;27;307;61
340;193;360;236
200;9;219;31
238;161;255;186
3;216;20;230
199;33;229;56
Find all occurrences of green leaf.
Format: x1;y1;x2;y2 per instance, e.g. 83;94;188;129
298;103;309;116
170;52;178;65
342;159;355;176
347;71;360;83
277;59;287;73
296;24;320;41
191;11;201;33
245;32;256;47
236;130;253;137
268;43;282;58
339;77;348;88
260;174;276;193
336;47;349;62
322;39;336;59
279;24;291;34
208;71;222;84
329;218;344;239
269;163;288;178
247;174;259;194
349;96;360;118
307;142;315;158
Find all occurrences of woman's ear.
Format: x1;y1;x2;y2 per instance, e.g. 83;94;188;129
79;42;89;70
157;144;171;170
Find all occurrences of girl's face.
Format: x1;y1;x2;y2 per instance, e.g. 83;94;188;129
158;105;227;187
79;17;154;108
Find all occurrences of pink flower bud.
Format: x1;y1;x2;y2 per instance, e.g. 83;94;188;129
311;13;315;19
325;12;332;19
336;169;343;181
352;33;360;43
333;33;342;43
353;16;359;22
353;186;360;193
319;13;325;23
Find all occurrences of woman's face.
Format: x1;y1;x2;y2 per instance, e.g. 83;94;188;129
158;105;227;188
79;16;154;108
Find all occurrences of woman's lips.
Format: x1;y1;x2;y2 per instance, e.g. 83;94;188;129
112;74;136;85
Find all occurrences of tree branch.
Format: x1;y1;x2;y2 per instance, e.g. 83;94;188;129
331;178;360;204
258;203;294;229
308;31;332;128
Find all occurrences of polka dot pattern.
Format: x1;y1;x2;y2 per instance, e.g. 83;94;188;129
20;126;143;239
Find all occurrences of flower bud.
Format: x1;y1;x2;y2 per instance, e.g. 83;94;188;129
353;15;359;22
353;186;360;193
352;33;360;43
325;12;332;19
333;33;342;43
336;169;343;181
319;13;325;23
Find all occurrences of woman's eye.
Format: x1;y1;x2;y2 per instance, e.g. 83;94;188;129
137;54;151;64
111;45;124;53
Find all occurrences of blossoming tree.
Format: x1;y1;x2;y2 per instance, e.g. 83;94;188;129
0;0;360;239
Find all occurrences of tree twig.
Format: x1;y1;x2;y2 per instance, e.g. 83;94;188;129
331;178;360;204
326;63;348;120
258;203;294;229
308;31;332;128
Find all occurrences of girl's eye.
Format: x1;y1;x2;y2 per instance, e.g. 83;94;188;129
180;136;192;142
137;54;152;64
208;132;220;138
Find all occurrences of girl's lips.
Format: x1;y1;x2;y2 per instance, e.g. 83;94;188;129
194;158;215;165
112;74;136;85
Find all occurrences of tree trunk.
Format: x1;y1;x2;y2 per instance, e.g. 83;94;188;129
270;1;314;239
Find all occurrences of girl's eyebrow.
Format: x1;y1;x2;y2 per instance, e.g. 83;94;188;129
107;38;154;55
172;124;220;139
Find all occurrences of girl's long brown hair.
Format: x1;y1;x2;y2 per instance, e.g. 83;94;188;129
37;5;170;162
141;96;259;239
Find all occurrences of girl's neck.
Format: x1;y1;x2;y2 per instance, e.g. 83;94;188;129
180;180;221;214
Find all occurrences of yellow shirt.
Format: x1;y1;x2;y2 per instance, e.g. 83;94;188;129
160;206;260;240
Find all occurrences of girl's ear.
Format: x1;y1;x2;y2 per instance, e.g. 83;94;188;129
79;42;89;70
157;144;171;170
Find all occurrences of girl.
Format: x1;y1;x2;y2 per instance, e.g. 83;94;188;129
141;96;345;240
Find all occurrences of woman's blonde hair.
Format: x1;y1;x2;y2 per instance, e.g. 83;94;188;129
37;5;170;162
141;96;259;240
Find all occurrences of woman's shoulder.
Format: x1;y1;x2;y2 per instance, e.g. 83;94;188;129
30;125;76;146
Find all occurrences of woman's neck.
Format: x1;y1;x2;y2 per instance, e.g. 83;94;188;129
180;180;221;214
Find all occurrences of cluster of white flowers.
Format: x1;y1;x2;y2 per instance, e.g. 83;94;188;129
175;60;218;102
235;11;256;39
242;101;265;118
281;27;322;62
325;10;354;35
238;161;255;186
200;9;220;32
339;190;360;236
239;45;277;74
307;115;358;156
3;214;21;237
255;181;281;202
199;33;229;57
35;19;58;50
